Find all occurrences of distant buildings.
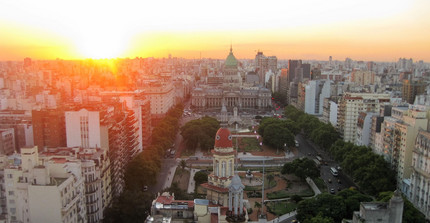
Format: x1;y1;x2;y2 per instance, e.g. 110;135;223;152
191;48;272;111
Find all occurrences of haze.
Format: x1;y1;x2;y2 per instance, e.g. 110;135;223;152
0;0;429;61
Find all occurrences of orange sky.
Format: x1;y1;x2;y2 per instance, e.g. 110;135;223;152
0;0;429;62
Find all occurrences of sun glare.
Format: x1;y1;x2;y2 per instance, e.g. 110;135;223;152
75;34;128;59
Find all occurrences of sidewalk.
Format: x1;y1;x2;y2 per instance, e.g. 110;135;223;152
163;158;179;189
187;168;198;193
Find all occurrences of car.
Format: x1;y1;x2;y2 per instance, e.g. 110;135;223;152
143;186;148;191
337;179;341;184
330;188;335;194
291;220;298;223
328;179;332;183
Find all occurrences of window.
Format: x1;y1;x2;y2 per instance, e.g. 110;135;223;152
8;191;14;196
177;211;183;217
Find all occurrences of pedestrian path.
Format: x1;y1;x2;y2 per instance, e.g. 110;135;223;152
162;158;179;189
187;168;198;193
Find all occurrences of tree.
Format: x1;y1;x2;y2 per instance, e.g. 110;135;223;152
297;193;347;222
281;158;319;179
303;213;335;223
263;123;295;149
179;159;187;170
194;171;208;185
181;116;219;151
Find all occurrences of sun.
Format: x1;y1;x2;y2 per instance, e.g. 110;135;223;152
75;33;128;59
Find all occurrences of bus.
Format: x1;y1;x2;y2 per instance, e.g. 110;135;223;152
313;158;321;168
330;167;338;176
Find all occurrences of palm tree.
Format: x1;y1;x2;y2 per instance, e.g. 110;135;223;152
179;159;187;170
254;202;262;215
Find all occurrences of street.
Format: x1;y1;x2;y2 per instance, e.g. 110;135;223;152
295;134;356;193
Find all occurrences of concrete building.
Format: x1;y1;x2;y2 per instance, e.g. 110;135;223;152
350;70;375;85
0;110;33;153
0;129;14;156
66;103;139;198
356;112;377;147
32;109;66;151
402;80;426;104
410;130;430;219
394;108;428;190
40;147;112;223
304;80;331;115
352;191;403;223
337;93;390;143
4;146;87;223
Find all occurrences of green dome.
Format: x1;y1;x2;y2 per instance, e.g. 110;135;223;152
225;47;238;67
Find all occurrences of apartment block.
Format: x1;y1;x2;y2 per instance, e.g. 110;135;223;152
4;146;87;223
0;129;15;156
410;130;430;219
66;103;138;198
32;109;66;150
40;147;112;223
337;92;390;142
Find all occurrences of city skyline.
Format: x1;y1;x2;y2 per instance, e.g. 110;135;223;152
1;0;430;61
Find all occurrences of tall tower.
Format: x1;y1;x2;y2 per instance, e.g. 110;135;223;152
201;127;235;206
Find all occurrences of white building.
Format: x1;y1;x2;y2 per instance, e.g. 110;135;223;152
411;130;430;219
356;112;377;146
4;146;87;223
66;109;102;149
304;80;331;115
337;93;390;143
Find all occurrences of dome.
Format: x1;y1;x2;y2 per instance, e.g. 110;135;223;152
214;127;233;148
229;175;245;192
225;47;238;68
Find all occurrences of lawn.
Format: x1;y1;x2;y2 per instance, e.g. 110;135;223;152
266;201;297;216
266;187;314;199
239;137;261;152
172;167;190;191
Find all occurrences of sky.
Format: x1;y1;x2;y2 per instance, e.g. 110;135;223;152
0;0;429;61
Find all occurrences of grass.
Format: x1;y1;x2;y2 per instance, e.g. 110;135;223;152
266;187;314;199
239;137;261;152
312;177;327;192
266;201;297;216
172;167;190;191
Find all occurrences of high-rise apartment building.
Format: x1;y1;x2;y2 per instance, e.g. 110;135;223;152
337;92;390;142
32;109;66;150
65;103;139;198
410;130;430;219
402;80;426;104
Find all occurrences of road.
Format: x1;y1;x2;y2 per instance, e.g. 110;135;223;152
295;134;356;194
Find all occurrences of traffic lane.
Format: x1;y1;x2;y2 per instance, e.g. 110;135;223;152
320;165;354;193
295;134;317;157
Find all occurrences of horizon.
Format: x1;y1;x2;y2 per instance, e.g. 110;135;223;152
1;0;430;62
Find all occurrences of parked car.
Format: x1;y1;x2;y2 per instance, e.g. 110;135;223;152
330;188;335;194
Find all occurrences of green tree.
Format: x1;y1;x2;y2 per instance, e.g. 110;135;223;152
297;193;347;222
194;171;209;185
303;213;335;223
179;159;187;170
282;158;319;179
